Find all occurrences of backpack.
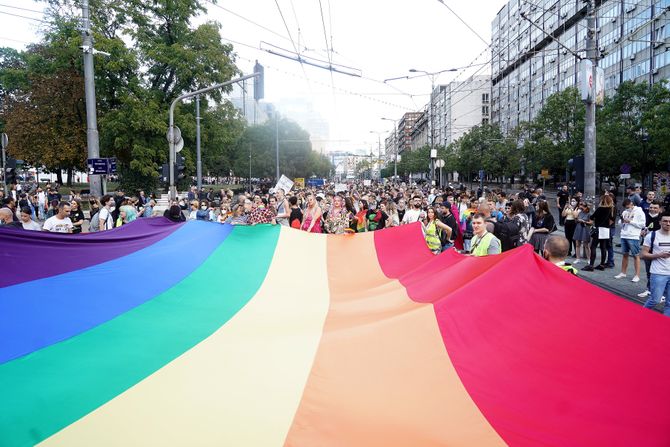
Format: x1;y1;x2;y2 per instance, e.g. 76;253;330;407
89;211;100;232
366;209;381;231
491;218;521;252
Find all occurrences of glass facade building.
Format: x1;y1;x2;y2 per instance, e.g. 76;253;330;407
491;0;670;132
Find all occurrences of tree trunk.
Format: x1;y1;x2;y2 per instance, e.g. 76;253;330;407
66;166;74;187
56;169;63;186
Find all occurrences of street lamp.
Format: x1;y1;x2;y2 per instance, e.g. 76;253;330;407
408;68;457;186
369;130;383;180
381;117;398;180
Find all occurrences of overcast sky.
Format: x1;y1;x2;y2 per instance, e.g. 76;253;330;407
0;0;509;153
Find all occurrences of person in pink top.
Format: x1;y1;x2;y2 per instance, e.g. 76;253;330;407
301;192;322;233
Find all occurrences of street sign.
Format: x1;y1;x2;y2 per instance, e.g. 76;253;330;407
87;158;116;175
435;159;445;168
620;164;631;175
166;126;182;144
294;177;305;188
541;169;550;179
479;169;485;178
175;138;184;153
88;158;109;175
1;133;7;149
620;173;631;179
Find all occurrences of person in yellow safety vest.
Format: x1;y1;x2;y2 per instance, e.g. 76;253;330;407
422;207;453;255
543;234;579;275
469;213;502;256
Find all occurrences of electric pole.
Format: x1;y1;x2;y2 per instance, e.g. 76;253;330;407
584;0;597;200
81;0;102;197
196;95;202;191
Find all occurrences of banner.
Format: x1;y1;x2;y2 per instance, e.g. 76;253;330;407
274;175;294;193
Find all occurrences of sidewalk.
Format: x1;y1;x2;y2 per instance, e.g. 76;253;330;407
542;190;661;310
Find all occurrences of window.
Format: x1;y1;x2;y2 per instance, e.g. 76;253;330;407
482;93;490;104
482;105;490;116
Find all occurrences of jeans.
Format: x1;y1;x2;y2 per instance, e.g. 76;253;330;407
606;233;615;266
644;258;652;291
644;274;670;316
442;242;454;252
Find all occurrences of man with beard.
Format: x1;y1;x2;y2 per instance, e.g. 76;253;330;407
401;195;424;225
638;200;663;299
438;202;459;251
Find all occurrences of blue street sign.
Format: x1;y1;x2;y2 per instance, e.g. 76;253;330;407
620;164;631;175
307;178;325;187
87;158;116;175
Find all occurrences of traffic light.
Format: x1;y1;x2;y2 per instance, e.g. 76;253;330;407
161;163;169;183
253;61;264;101
568;156;584;192
5;168;16;185
175;155;185;181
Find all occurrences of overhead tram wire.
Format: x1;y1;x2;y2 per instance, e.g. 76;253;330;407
435;0;489;47
203;0;292;45
229;52;413;111
0;3;44;14
273;0;313;92
0;10;47;23
318;0;335;88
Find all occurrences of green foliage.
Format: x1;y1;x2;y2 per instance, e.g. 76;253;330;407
524;87;584;175
597;81;670;179
232;118;332;180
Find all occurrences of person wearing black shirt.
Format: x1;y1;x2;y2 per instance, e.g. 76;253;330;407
582;196;616;272
556;185;570;226
69;200;86;234
438;202;459;250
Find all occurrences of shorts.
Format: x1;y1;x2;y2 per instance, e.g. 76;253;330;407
621;238;640;256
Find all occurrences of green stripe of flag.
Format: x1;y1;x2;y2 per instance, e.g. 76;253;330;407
0;224;280;447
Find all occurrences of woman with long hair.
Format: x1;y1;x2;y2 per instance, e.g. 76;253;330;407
583;195;615;271
422;207;452;255
562;197;579;257
529;201;556;253
301;192;323;233
69;199;85;234
572;201;592;264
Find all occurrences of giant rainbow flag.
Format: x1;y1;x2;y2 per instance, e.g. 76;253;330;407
1;219;669;447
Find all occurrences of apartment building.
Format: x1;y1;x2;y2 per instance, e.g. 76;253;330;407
491;0;670;133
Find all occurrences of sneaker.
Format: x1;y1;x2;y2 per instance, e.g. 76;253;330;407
637;290;651;298
595;265;606;271
661;296;666;303
631;276;640;283
582;265;595;272
573;259;581;264
614;273;627;279
605;264;615;269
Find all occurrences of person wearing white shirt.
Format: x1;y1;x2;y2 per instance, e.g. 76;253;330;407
614;198;647;282
42;202;73;233
19;207;41;231
640;212;670;316
401;196;424;225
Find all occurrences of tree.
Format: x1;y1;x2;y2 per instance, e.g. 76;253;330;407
2;0;242;192
525;87;584;177
451;123;520;183
232;118;332;181
598;81;670;184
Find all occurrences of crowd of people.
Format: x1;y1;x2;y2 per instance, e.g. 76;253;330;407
2;179;669;316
